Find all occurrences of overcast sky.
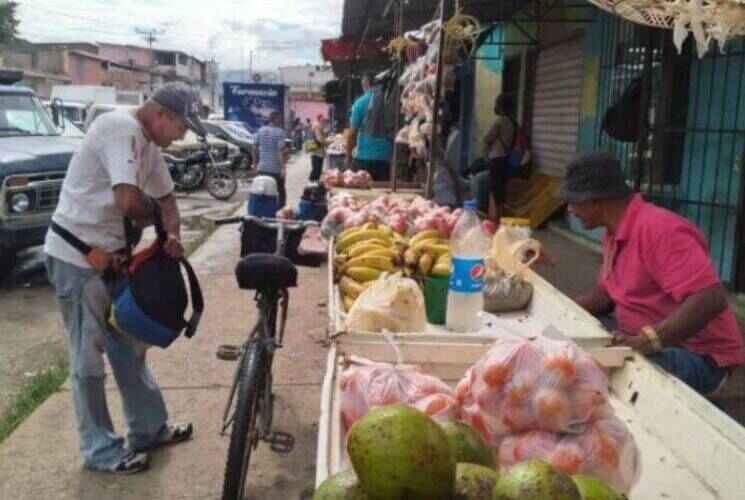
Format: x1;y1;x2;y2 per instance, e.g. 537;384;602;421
16;0;343;70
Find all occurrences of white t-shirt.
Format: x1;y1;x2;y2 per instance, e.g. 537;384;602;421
44;110;174;268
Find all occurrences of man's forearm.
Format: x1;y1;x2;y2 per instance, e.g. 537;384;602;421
575;286;613;316
157;194;181;239
655;284;727;346
346;130;357;161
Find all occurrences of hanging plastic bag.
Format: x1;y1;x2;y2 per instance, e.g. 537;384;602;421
345;273;427;333
483;222;541;313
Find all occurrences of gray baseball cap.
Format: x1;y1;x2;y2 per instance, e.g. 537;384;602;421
559;151;632;203
151;82;206;137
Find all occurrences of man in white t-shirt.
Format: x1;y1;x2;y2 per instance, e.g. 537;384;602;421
44;82;204;474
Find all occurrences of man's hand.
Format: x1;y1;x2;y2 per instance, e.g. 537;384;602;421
86;247;113;274
163;234;184;259
610;330;657;355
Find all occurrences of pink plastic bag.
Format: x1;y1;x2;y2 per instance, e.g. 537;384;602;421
494;415;640;494
340;359;456;429
456;334;609;439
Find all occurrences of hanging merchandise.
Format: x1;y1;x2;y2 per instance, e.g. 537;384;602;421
587;0;745;58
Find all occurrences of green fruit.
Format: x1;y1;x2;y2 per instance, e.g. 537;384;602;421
440;420;496;468
455;463;500;500
313;470;368;500
493;460;581;500
571;474;628;500
347;404;455;500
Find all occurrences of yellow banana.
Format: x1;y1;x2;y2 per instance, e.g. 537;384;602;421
361;248;400;261
333;254;348;268
336;226;363;242
347;241;389;258
419;241;450;257
432;261;451;277
345;267;383;282
409;229;440;247
418;253;434;275
404;247;420;267
343;294;355;312
345;255;396;272
336;229;392;253
435;253;451;267
339;276;365;299
362;222;377;231
379;225;394;237
411;237;448;254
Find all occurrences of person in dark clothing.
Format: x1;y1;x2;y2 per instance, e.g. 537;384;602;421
483;95;516;222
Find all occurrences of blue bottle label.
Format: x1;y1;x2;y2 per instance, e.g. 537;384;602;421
449;257;486;293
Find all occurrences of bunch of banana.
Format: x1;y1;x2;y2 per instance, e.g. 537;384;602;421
402;229;452;278
334;223;404;311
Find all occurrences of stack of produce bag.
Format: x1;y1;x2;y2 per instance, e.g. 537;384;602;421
454;333;640;493
345;273;427;333
339;358;457;429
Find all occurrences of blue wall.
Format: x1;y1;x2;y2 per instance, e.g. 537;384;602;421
573;10;745;283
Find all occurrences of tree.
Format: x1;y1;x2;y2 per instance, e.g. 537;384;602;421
0;1;19;46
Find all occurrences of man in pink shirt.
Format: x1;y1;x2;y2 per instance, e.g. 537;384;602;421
561;151;745;394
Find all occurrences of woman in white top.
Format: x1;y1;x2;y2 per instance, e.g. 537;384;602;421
483;94;516;222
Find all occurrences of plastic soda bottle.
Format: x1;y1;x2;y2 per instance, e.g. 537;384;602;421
446;199;490;332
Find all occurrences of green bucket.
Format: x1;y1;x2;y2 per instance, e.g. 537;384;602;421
424;275;449;325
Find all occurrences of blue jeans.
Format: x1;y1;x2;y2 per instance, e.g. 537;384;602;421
46;256;168;470
598;314;726;394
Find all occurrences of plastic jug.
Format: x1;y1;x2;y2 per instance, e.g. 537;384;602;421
446;199;491;332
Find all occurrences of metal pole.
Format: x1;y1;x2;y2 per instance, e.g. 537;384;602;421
425;0;449;199
390;0;404;192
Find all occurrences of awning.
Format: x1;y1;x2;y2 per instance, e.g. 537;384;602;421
321;37;386;62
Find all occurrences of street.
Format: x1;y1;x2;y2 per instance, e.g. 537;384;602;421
0;152;328;499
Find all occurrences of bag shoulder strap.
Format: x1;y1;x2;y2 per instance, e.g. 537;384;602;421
50;221;92;255
179;256;204;338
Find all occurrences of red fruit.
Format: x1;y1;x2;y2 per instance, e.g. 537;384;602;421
482;362;511;388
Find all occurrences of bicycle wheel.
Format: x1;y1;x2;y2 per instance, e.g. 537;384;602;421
222;341;267;500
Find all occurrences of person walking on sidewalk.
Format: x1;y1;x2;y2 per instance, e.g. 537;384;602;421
255;111;289;207
345;73;392;181
563;151;745;395
44;82;202;474
309;115;331;182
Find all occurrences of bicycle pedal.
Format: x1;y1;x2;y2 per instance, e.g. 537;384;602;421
266;431;294;454
216;345;240;361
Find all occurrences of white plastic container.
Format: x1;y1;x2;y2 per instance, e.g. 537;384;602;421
446;199;490;332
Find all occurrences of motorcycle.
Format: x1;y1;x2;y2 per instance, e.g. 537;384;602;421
164;140;238;201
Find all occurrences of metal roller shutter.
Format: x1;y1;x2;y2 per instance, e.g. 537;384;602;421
531;38;584;177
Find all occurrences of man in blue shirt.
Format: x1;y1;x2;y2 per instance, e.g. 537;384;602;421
345;73;393;181
255;111;289;206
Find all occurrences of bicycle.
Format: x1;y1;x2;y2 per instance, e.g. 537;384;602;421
212;214;318;500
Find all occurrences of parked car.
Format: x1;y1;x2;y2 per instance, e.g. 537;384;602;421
0;72;79;276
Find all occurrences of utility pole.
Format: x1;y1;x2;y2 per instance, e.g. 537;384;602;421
135;27;165;93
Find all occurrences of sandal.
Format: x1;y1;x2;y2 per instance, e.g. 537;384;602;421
136;422;194;452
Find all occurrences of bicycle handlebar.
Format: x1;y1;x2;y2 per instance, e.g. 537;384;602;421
213;215;319;231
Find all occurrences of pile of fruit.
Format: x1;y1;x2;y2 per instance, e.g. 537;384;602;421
314;403;629;500
322;169;373;189
333;335;640;495
333;223;452;313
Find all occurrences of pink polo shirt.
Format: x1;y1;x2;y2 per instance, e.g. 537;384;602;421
599;194;745;367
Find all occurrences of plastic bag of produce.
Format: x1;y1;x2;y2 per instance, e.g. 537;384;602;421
495;415;640;494
339;358;456;428
345;273;427;333
456;334;610;440
483;223;541;314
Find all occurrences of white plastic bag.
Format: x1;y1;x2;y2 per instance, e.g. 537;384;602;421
345;273;427;333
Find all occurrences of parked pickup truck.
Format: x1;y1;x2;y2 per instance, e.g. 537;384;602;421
0;74;79;276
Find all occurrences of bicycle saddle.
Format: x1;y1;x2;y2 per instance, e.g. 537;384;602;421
235;253;298;291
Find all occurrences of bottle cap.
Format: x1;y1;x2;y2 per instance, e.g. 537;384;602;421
463;199;478;210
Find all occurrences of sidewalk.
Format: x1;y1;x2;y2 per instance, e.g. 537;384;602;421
0;153;328;500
